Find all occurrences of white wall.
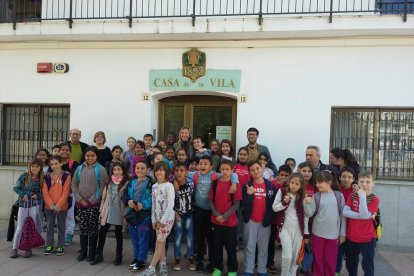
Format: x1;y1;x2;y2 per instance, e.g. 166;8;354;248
1;39;414;248
1;43;414;166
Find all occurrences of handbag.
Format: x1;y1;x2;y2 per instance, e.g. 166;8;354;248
124;208;150;226
300;242;313;273
18;200;45;251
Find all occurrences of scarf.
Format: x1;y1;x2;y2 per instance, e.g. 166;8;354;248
111;175;122;184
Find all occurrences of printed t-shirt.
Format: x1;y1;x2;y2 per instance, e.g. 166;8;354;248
233;164;250;187
250;181;266;223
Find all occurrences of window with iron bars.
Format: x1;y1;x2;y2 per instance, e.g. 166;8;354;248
0;104;70;165
330;108;414;180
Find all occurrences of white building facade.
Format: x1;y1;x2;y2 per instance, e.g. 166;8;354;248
1;0;414;249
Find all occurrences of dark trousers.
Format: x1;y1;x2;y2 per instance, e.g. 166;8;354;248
97;223;123;253
267;223;277;267
213;224;238;272
336;239;348;273
346;238;376;276
194;206;214;263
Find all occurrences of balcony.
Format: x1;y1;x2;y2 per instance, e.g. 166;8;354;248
1;0;413;29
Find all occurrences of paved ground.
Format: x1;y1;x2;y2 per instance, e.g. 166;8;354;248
0;220;412;275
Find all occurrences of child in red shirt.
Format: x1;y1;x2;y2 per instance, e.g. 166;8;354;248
242;161;277;276
343;171;379;276
209;160;242;276
298;161;316;197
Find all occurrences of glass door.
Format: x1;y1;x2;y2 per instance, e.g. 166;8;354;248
159;96;237;145
192;105;233;144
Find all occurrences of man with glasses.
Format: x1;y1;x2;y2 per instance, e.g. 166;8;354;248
245;127;277;175
64;128;89;246
67;128;89;164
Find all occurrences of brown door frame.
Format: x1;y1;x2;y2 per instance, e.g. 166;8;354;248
159;95;237;144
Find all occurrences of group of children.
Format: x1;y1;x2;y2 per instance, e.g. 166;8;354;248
9;132;380;276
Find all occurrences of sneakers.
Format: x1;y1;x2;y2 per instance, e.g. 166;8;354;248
267;265;278;274
139;267;156;276
23;250;32;258
44;246;53;255
65;233;73;246
56;246;65;256
188;258;196;271
160;263;168;276
173;258;181;271
212;268;222;276
129;259;138;268
131;261;147;272
196;261;204;273
9;249;18;258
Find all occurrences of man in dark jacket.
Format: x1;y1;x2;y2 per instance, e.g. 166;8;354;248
306;145;338;175
66;128;88;164
245;127;277;175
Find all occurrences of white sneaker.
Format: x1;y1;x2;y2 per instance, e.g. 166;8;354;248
139;267;156;276
160;264;168;276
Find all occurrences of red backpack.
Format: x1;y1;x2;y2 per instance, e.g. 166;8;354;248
192;171;218;188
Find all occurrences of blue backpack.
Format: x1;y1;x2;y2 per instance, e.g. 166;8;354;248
300;243;313;273
44;171;72;209
76;163;102;200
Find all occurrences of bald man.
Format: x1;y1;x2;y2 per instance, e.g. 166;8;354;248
67;128;89;164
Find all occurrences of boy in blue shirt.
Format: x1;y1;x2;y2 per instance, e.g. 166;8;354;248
189;156;238;273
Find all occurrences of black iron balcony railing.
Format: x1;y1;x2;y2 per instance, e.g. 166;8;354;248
0;0;413;29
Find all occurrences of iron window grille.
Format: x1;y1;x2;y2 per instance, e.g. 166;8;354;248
0;104;70;165
330;108;414;180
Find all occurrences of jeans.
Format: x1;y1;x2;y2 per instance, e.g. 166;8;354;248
129;218;151;262
174;213;194;258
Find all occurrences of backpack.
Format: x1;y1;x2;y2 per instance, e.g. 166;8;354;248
210;178;235;202
76;163;102;200
313;190;343;216
373;208;382;240
313;191;343;234
45;171;72;209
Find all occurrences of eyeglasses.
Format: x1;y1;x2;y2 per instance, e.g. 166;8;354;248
247;133;257;136
70;133;80;136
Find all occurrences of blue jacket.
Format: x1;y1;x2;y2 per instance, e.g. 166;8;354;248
242;178;277;227
13;173;42;208
121;177;152;211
